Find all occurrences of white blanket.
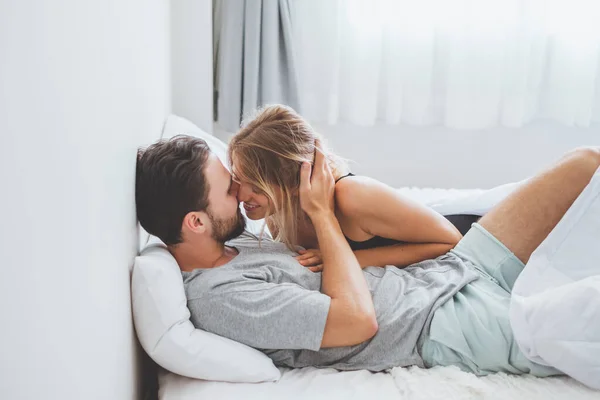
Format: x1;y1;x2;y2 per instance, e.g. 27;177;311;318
510;168;600;389
414;180;524;216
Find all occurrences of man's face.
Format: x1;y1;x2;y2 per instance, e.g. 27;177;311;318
204;153;246;243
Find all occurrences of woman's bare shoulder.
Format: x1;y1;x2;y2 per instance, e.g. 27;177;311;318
334;175;395;214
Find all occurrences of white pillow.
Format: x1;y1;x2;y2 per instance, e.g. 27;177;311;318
132;114;279;382
162;114;229;169
132;237;281;382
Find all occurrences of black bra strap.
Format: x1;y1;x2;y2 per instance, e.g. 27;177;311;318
335;172;355;183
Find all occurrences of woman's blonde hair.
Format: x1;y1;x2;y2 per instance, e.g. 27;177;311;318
229;104;348;249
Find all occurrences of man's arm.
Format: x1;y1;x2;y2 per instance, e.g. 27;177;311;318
313;212;379;347
298;142;378;348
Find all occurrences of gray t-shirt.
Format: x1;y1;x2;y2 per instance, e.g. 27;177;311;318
182;232;479;371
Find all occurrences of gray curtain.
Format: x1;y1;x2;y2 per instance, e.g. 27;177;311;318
214;0;299;132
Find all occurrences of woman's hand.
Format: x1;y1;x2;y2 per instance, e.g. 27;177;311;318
298;139;335;218
295;249;323;272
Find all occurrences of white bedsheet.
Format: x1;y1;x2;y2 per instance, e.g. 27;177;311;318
159;186;600;399
159;367;398;400
159;365;600;400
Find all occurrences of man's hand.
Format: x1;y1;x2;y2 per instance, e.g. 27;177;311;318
299;140;335;218
295;249;323;272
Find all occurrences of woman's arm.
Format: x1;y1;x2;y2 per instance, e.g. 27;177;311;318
335;176;462;268
296;242;456;271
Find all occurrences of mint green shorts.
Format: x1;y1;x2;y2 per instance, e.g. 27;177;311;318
420;223;562;377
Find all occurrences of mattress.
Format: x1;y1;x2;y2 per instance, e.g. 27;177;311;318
158;187;600;400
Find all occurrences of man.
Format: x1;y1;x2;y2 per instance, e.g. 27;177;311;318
136;135;600;376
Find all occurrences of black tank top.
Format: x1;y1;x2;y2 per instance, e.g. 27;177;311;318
334;173;481;251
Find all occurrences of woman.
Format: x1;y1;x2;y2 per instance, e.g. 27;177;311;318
229;104;473;271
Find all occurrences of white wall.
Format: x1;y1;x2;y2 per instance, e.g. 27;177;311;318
215;121;599;189
314;122;600;189
0;1;170;399
171;0;213;133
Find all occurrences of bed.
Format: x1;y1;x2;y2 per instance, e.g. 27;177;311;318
153;186;600;400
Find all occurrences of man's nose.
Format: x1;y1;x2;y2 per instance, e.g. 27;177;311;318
236;182;251;202
230;180;240;197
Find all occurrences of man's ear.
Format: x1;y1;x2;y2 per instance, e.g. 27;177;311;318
182;211;209;235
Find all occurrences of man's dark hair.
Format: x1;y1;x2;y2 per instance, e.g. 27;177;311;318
136;135;211;245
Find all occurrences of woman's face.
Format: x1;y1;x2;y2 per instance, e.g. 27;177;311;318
232;160;272;220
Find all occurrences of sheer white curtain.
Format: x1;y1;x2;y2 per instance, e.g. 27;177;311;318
291;0;600;129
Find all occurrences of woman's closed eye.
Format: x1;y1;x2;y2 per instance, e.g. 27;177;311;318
239;179;262;194
250;185;262;194
231;170;261;193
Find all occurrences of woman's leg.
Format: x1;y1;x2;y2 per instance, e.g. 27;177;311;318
478;146;600;265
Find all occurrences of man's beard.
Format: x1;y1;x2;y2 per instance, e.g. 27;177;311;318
207;208;246;243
